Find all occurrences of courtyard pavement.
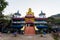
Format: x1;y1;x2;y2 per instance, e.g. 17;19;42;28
0;33;54;40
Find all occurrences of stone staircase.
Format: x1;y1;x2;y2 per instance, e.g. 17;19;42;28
24;26;35;35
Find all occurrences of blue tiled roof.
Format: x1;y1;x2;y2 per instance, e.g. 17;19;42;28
36;25;48;28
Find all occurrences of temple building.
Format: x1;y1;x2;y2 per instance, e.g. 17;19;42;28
10;8;48;34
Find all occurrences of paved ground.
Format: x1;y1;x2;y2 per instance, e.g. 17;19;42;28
0;33;54;40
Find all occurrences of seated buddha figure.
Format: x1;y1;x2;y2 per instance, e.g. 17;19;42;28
26;8;34;16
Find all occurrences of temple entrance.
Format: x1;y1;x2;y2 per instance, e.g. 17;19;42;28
24;24;35;35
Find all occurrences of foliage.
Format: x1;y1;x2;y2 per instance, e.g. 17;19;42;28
47;17;55;31
48;17;60;23
54;19;60;23
47;17;55;23
0;0;8;27
0;0;8;12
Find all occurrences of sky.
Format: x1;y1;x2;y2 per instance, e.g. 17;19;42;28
3;0;60;17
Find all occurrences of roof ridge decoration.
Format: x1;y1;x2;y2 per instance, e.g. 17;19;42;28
39;11;45;16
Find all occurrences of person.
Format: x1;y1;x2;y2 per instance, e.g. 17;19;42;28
13;31;17;37
43;32;46;35
43;32;47;38
40;30;43;37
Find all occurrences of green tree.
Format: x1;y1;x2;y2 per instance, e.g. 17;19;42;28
55;19;60;23
0;0;8;28
0;0;8;14
47;17;55;32
0;0;8;20
47;17;55;23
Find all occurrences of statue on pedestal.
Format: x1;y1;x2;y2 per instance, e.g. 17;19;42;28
26;8;34;16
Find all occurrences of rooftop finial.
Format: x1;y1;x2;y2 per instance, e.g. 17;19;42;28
39;11;45;16
14;10;21;16
41;11;43;13
17;10;19;13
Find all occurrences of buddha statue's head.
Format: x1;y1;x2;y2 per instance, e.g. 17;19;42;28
28;8;32;12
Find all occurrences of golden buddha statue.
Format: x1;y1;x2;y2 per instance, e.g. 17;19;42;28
26;8;34;16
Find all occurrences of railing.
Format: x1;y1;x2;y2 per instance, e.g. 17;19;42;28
12;21;47;24
36;25;48;28
11;25;23;28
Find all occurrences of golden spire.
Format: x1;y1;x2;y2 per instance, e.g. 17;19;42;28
26;8;34;15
